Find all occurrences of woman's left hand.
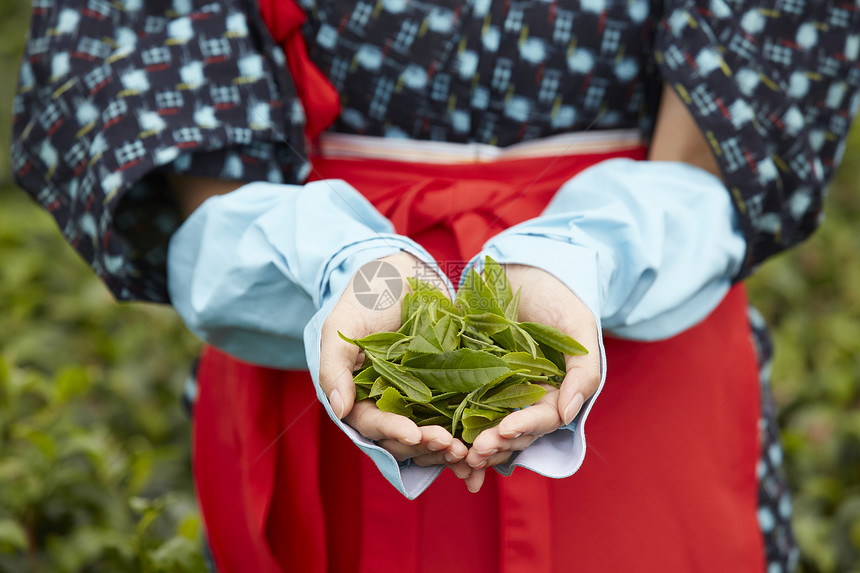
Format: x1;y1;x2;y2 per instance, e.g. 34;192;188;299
463;264;601;493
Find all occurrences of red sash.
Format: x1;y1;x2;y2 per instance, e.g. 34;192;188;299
193;149;765;573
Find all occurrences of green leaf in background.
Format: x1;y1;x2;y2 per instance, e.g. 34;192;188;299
519;322;588;356
376;387;413;417
365;352;432;402
0;518;27;552
483;256;513;311
402;349;512;393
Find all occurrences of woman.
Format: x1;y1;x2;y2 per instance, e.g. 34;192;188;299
13;0;859;571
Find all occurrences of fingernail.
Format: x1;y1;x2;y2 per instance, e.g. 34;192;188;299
454;468;470;479
563;393;585;426
471;459;487;469
444;452;461;463
478;447;498;456
329;389;344;419
399;434;420;446
500;427;522;439
467;483;480;494
427;441;445;452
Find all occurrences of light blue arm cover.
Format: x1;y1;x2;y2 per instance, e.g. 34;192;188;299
465;158;746;479
167;179;455;499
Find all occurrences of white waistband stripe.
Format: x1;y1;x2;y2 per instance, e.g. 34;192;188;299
313;130;643;163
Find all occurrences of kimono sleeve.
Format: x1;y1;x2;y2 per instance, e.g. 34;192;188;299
10;0;310;302
655;0;860;278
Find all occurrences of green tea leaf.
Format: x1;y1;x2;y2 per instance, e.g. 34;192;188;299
407;277;457;314
519;322;588;356
456;268;503;316
407;335;443;354
483;256;513;310
365;352;432;402
429;391;462;403
407;318;444;354
465;312;511;335
505;286;522;321
355;385;371;401
538;342;566;372
376;387;413;417
402;349;512;393
434;314;460;352
412;402;450;418
339;331;409;356
451;387;481;437
461;408;506;443
481;382;546;409
501;352;565;377
397;314;416;335
352;366;378;387
510;323;539;357
490;327;517;351
463;326;494;344
417;416;451;427
401;292;418;325
461;408;506;427
370;377;391;397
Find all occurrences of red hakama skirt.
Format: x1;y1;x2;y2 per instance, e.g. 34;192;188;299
192;138;766;573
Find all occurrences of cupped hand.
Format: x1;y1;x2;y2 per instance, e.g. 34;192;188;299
463;263;601;493
319;251;472;479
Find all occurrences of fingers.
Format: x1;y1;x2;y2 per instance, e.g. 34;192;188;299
496;391;560;438
558;348;601;425
319;315;362;419
465;432;533;470
345;400;422;445
465;468;486;493
503;265;601;426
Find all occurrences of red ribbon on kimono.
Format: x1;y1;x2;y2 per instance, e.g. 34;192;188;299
256;0;340;138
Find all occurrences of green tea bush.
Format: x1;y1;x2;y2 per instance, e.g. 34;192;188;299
1;0;859;569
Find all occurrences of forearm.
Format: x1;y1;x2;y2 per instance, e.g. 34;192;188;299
648;84;722;180
169;175;247;220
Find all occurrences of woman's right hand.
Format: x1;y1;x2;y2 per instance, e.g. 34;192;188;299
318;251;472;479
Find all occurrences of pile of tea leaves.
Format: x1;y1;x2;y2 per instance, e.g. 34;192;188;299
340;257;588;444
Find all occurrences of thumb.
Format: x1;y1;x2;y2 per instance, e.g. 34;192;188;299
319;315;361;419
558;340;601;426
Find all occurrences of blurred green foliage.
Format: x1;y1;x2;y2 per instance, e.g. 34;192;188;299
1;2;205;571
0;0;859;571
747;124;860;573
